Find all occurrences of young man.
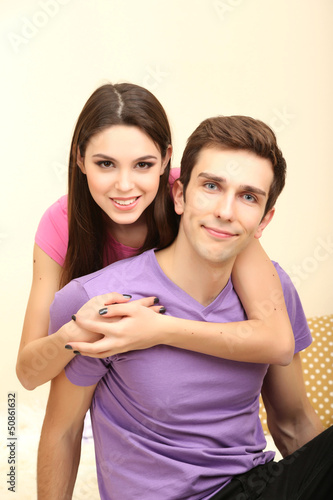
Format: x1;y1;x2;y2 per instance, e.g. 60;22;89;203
38;116;331;499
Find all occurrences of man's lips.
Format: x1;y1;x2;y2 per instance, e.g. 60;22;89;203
202;225;238;239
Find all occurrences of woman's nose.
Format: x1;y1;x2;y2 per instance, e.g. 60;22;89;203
114;170;134;192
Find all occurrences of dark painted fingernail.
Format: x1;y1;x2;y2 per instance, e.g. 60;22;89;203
74;351;81;355
99;307;108;315
159;306;166;314
154;297;159;304
65;345;73;350
72;315;76;321
122;294;132;298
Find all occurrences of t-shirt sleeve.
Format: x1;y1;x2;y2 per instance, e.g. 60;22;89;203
48;279;89;336
49;279;109;386
275;263;312;353
35;195;69;266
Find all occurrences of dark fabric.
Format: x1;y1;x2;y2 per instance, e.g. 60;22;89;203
210;426;333;500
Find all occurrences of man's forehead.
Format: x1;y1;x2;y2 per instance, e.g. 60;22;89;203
191;147;273;190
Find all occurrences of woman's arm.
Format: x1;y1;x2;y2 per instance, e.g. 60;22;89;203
170;239;294;364
17;245;147;390
230;238;295;363
16;244;75;390
66;240;294;365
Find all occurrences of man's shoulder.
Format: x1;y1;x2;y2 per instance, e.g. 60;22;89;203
271;260;311;349
72;249;155;298
50;249;155;332
271;261;293;287
271;261;299;305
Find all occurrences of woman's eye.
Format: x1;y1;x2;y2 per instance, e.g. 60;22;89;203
136;162;154;169
97;161;114;169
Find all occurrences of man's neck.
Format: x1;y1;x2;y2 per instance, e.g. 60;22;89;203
155;238;234;307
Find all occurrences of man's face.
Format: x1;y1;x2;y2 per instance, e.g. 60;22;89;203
174;147;275;266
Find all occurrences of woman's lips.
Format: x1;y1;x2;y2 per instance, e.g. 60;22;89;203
110;196;141;210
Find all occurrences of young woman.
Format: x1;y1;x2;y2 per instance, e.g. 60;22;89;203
16;83;294;391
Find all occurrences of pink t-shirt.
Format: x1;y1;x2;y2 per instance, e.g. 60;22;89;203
35;168;180;266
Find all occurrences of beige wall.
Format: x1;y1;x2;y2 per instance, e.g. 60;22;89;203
1;0;332;413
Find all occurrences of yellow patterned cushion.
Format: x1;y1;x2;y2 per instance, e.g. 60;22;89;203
259;314;333;434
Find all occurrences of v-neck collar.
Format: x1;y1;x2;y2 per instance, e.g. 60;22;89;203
149;249;234;314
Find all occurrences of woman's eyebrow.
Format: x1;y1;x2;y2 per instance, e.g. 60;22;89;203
92;154;158;160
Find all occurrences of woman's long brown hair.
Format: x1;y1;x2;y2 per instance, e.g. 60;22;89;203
61;83;179;287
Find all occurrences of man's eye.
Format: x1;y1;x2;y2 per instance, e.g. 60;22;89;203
243;193;256;202
204;182;218;190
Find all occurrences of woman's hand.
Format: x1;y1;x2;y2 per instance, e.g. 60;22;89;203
64;293;166;358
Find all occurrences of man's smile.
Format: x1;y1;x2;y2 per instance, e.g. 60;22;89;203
202;225;238;239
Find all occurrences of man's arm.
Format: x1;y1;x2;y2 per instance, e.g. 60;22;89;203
37;370;97;499
261;353;324;457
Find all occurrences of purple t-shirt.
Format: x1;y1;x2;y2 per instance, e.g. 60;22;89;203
49;250;311;500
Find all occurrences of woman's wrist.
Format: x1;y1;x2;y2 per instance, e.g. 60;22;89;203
56;320;76;345
157;314;182;347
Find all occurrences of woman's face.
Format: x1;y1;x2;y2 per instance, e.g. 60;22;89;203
78;125;171;228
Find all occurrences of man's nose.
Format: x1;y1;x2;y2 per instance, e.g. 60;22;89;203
214;193;235;221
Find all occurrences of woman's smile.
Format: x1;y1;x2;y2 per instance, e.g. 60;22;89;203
77;125;170;226
110;196;141;209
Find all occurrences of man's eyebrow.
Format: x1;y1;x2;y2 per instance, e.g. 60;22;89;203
198;172;227;183
91;154;158;160
198;172;267;197
239;184;267;197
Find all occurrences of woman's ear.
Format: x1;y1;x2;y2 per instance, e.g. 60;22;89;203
77;147;86;174
254;207;275;239
172;179;185;215
160;145;173;175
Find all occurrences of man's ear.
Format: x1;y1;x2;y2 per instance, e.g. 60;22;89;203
254;207;275;239
172;179;185;215
77;148;86;174
160;145;172;175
